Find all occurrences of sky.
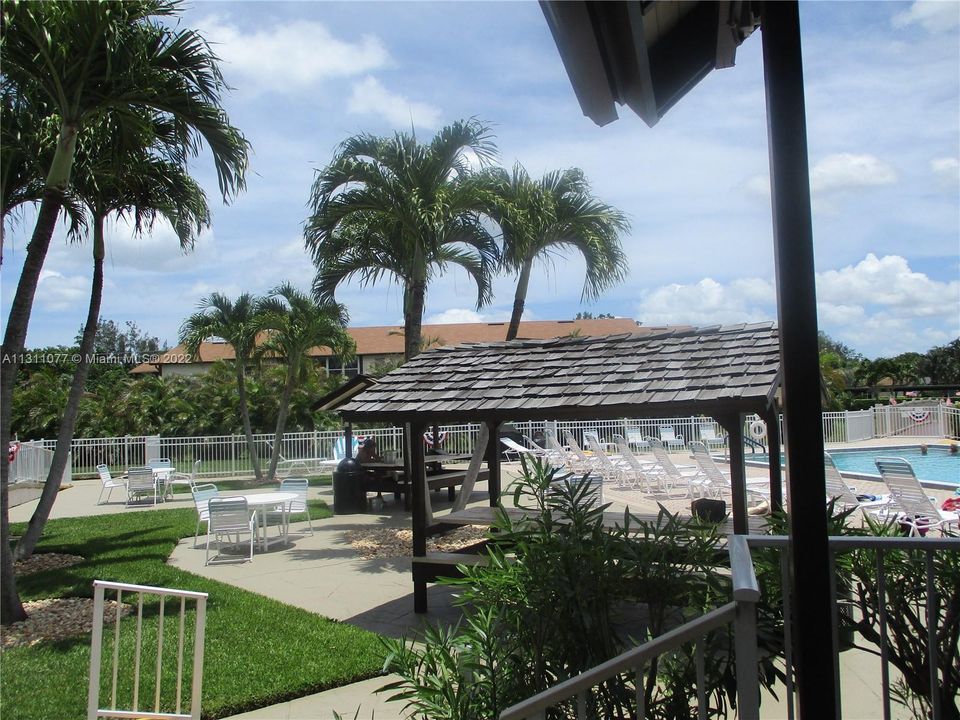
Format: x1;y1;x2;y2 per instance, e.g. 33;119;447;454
2;0;958;359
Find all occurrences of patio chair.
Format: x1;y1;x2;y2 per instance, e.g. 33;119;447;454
698;422;726;452
147;457;172;470
645;437;702;496
96;464;125;505
544;429;574;470
163;459;200;500
562;431;601;475
125;466;158;507
658;425;685;451
875;457;959;536
582;431;630;489
266;477;312;537
823;452;889;512
500;437;542;462
192;483;219;545
625;428;650;451
205;497;257;565
689;441;769;501
612;434;662;492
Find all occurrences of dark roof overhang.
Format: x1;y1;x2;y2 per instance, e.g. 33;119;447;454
540;1;760;127
312;374;379;412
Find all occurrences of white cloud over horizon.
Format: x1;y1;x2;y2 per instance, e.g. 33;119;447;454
892;0;960;34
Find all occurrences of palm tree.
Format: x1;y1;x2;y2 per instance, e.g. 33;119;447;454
181;294;267;483
257;283;354;481
305;119;499;360
14;116;211;561
0;0;248;624
485;164;630;341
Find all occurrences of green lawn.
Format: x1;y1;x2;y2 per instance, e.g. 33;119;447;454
167;475;332;495
2;503;384;720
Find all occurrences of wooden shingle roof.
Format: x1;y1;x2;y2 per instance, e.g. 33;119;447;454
339;323;781;423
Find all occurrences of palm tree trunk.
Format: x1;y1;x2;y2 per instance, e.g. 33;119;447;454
265;362;298;482
505;258;534;341
15;215;106;560
235;364;263;482
1;123;77;625
404;280;426;360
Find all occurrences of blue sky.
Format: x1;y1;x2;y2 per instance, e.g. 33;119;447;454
2;0;958;359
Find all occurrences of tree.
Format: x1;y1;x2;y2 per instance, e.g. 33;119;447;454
484;164;629;341
14;119;211;562
919;339;960;385
256;283;354;481
79;320;163;366
305;119;499;360
180;294;266;483
575;311;615;320
0;0;248;625
817;331;861;364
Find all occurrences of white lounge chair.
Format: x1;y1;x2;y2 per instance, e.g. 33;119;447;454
645;437;702;496
500;437;541;462
562;431;601;476
126;466;158;506
96;464;125;505
612;434;662;492
625;428;650;451
875;457;958;536
689;441;769;501
823;452;888;512
658;425;685;451
544;429;575;470
582;431;629;490
205;497;257;565
698;422;726;452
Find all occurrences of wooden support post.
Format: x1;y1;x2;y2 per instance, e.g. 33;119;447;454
408;421;428;613
718;413;748;534
765;407;783;511
344;424;354;459
762;3;837;716
485;420;502;506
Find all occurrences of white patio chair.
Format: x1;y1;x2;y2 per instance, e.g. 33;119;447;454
164;459;201;500
125;466;158;507
192;483;219;545
612;434;662;492
698;422;726;452
544;429;574;470
96;464;125;505
266;477;312;537
658;425;685;451
875;457;958;537
205;497;257;565
562;431;601;475
689;441;769;501
823;452;889;513
147;457;172;470
625;428;650;451
582;431;630;489
645;437;702;496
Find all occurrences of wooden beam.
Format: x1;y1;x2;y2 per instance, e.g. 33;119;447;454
764;406;783;511
717;413;748;534
761;3;837;717
407;420;428;613
485;420;502;507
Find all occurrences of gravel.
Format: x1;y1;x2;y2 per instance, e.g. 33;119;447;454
1;597;131;650
345;525;489;559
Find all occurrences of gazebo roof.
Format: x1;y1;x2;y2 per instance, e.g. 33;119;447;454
339;323;781;423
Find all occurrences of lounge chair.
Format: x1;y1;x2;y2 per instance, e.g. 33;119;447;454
582;431;630;489
500;437;542;462
612;434;661;492
823;452;888;512
689;441;769;501
96;464;125;505
698;422;726;452
875;457;958;536
658;425;685;451
625;428;650;451
562;430;601;475
645;437;702;496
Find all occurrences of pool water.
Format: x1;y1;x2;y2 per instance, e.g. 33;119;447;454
748;445;960;485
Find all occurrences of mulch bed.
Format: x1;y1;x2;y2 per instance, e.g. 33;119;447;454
344;525;489;560
1;597;131;649
14;552;84;576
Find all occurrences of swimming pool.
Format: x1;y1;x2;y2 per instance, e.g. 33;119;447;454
747;445;960;487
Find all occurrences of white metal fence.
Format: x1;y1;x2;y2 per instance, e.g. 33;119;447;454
87;580;208;720
19;404;957;481
9;440;71;486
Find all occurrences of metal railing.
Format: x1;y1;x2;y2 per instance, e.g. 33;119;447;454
499;535;761;720
22;404;957;481
87;580;208;720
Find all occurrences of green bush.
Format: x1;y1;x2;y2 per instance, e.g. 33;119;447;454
380;460;779;719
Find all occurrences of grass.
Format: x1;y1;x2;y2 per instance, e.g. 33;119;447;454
2;503;385;720
167;475;332;495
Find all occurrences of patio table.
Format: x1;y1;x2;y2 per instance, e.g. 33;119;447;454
232;492;297;552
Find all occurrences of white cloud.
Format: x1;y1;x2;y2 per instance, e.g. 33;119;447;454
347;76;442;129
636;278;775;327
809;153;898;194
103;217;213;273
892;1;960;33
424;308;516;325
816;253;958;317
198;16;390;94
931;156;959;188
36;270;90;312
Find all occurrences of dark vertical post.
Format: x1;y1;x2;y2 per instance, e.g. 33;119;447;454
719;413;748;534
761;3;837;718
344;423;354;459
408;421;428;612
485;420;502;506
764;406;783;511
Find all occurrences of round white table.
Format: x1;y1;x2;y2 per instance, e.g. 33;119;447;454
236;492;297;552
